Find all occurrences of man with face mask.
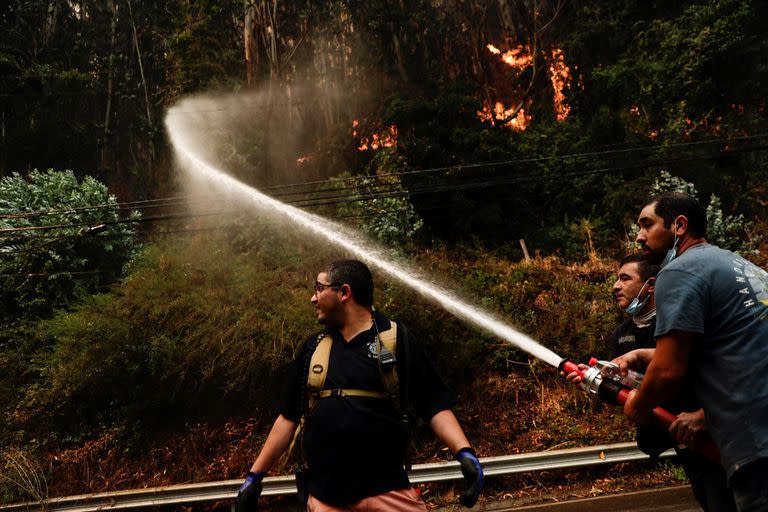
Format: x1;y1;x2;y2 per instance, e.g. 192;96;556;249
619;191;768;511
567;255;734;511
567;256;660;445
609;254;659;358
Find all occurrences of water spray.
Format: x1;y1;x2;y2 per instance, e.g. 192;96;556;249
559;358;720;462
165;101;561;368
165;97;717;463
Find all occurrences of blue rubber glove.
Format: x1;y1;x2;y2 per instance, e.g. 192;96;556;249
456;447;484;508
235;471;266;512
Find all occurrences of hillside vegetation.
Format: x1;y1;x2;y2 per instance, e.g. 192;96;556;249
2;0;768;506
0;219;628;500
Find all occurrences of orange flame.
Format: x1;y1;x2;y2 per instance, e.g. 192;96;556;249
296;155;312;165
548;48;571;121
356;123;398;151
477;102;531;132
486;44;532;70
482;43;572;128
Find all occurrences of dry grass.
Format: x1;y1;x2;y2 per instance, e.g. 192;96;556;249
1;447;48;507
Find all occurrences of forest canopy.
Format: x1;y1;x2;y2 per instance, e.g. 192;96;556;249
1;0;766;254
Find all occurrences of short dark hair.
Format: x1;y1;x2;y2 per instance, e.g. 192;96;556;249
619;254;660;282
322;259;374;307
648;191;707;238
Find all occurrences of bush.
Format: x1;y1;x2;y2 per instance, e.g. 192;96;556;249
0;169;140;319
16;223;328;440
327;149;423;245
9;219;625;451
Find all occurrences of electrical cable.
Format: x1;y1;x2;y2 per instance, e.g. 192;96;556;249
263;132;768;192
3;135;766;222
1;140;765;239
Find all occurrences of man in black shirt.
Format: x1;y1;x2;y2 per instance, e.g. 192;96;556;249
609;255;659;359
235;259;484;511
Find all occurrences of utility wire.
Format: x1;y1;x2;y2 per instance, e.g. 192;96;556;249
3;134;766;222
263;132;768;192
0;195;191;220
285;144;768;208
1;144;764;239
2;138;765;231
0;210;227;236
0;139;756;251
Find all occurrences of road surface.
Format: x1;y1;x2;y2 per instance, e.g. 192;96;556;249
444;486;699;512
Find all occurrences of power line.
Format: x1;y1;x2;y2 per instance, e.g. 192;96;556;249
286;144;768;208
2;135;765;228
0;195;190;220
0;140;758;249
263;132;768;192
0;210;227;236
0;271;102;278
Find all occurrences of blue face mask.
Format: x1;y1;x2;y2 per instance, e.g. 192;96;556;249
624;280;651;316
660;228;679;268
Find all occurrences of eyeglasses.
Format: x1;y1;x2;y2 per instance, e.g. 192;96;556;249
314;281;341;294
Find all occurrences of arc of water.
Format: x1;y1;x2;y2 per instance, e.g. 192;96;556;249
165;109;563;368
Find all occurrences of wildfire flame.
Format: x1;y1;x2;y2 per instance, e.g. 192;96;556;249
486;43;532;70
548;48;571;122
477;102;531;132
480;43;572;130
354;121;398;151
296;154;312;165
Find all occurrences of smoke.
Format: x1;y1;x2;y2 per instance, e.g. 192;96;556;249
164;95;564;368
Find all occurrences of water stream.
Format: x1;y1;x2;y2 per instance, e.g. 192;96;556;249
165;103;563;368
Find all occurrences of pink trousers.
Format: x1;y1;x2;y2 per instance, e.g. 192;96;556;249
307;488;428;512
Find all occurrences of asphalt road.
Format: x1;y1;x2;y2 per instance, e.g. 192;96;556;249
464;486;700;512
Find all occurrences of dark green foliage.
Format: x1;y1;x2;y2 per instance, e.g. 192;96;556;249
9;220;338;441
0;169;139;320
3;215;623;448
3;0;767;256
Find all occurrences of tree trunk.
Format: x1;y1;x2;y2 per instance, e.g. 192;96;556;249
126;0;154;140
392;31;410;83
103;0;118;167
496;0;517;45
244;2;257;87
43;1;58;47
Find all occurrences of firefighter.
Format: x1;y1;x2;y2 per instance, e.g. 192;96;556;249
235;259;483;511
620;191;768;511
569;254;735;511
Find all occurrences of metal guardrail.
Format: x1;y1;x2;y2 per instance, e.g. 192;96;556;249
0;442;674;512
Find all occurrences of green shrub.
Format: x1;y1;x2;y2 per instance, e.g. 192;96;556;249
0;169;139;320
9;219;625;447
331;149;424;245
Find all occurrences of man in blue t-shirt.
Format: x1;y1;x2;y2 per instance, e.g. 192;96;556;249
568;254;734;511
620;191;768;511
